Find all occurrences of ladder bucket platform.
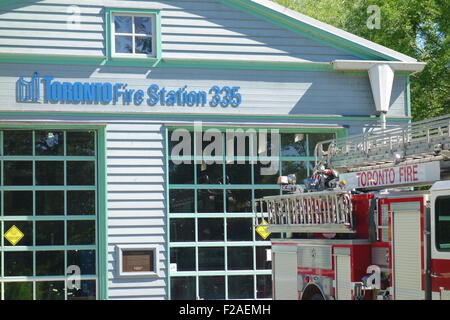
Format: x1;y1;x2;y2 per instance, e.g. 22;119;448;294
255;190;355;234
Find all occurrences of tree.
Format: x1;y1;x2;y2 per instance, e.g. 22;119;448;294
273;0;449;120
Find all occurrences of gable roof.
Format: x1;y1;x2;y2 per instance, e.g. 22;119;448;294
220;0;418;62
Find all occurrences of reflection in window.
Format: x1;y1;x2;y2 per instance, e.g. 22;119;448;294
227;218;253;241
4;282;33;300
198;218;224;242
198;247;224;271
4;161;32;185
171;277;196;300
170;247;195;272
226;190;252;213
282;161;310;181
67;280;96;300
228;275;254;299
36;221;64;246
3;130;32;156
257;275;272;299
197;163;223;184
4;252;33;276
67;191;96;215
199;276;225;300
256;246;272;270
169;162;194;184
68;250;96;275
309;132;336;156
36;251;65;276
67;220;96;245
4;191;33;216
170;218;195;242
67;161;95;185
169;190;195;213
226;163;252;184
113;14;154;56
35;161;64;185
36;281;65;300
281;133;307;157
198;189;224;213
36;191;64;215
35;131;64;156
227;246;253;270
66;131;95;156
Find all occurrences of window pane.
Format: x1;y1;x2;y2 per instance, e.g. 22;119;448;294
254;189;280;213
115;36;132;53
254;162;280;184
67;161;95;185
256;246;272;270
35;161;64;185
66;131;95;156
4;282;33;300
3;130;32;156
36;281;65;300
198;189;224;213
67;280;96;300
226;163;252;184
170;218;195;242
169;189;194;213
4;191;33;216
4;251;33;276
4;161;32;185
114;15;132;33
36;191;64;215
199;276;225;300
169;130;194;157
170;247;195;272
4;221;33;246
227;246;253;270
36;221;64;246
68;250;96;275
135;16;152;34
228;275;254;299
135;37;152;54
436;196;450;251
257;275;272;299
67;220;96;245
197;163;223;184
226;189;252;213
282;161;310;182
227;218;253;241
35;131;64;156
198;218;224;242
281;133;307;157
36;251;65;276
198;247;224;271
169;162;194;184
171;277;196;300
308;133;336;156
67;191;96;215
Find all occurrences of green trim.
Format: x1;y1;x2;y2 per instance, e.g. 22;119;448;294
104;8;162;65
164;127;171;300
219;0;399;62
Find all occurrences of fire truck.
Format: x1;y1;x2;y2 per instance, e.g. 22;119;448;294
254;114;450;300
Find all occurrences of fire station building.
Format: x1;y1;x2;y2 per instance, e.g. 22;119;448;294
0;0;424;300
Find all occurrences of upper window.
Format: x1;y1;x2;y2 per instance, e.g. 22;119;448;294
108;10;160;59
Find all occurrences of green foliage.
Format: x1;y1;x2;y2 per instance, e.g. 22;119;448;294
272;0;449;120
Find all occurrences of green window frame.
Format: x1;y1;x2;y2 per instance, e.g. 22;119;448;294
435;196;450;252
165;126;345;300
0;126;108;300
105;8;162;65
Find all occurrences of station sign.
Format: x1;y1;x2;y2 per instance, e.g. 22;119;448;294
340;161;441;190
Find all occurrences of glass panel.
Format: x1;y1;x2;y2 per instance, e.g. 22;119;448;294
4;282;33;300
4;191;33;216
36;281;65;300
256;275;272;299
199;276;225;300
282;161;309;182
169;162;194;184
4;221;33;246
281;133;307;157
169;189;194;213
35;131;64;156
254;162;280;184
226;163;252;184
170;247;195;272
135;37;152;54
135;16;152;34
114;15;132;33
198;218;224;242
435;196;450;251
168;130;194;157
227;218;253;241
67;280;96;300
254;189;280;213
256;246;272;270
170;218;195;242
67;220;96;245
68;250;96;275
67;191;95;215
226;133;253;157
35;161;64;185
115;36;133;54
4;251;33;276
36;251;65;276
226;189;252;213
198;189;224;213
3;130;32;156
308;132;336;156
66;131;95;156
67;161;95;185
227;246;253;270
36;191;64;215
36;221;64;246
228;275;254;299
197;163;223;184
171;277;196;300
4;161;32;185
198;247;224;271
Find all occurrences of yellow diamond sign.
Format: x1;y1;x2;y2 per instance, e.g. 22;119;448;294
256;220;271;240
4;225;24;246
